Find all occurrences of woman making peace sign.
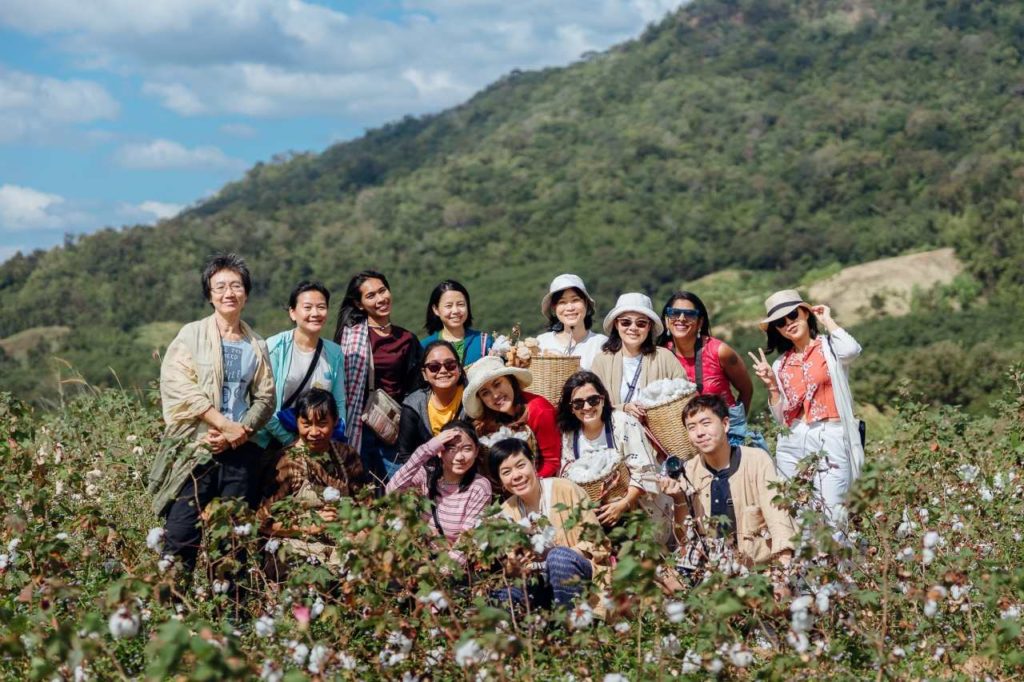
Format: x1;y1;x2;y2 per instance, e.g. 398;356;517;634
748;290;863;532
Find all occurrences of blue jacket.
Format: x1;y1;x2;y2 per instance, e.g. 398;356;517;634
254;330;348;448
420;328;492;366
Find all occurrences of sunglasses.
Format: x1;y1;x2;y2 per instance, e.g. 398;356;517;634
665;307;700;320
616;317;650;329
424;359;459;373
771;309;802;329
570;395;604;411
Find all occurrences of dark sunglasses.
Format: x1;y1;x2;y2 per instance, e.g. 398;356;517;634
424;359;460;373
616;317;650;329
665;307;701;320
771;309;802;329
570;395;604;411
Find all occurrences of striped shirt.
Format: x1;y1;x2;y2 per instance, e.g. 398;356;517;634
385;436;492;544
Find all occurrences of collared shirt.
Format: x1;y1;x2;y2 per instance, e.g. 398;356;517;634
705;446;741;542
777;337;840;426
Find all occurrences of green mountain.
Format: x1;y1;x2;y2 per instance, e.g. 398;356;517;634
2;0;1023;408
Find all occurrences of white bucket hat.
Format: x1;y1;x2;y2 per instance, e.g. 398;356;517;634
462;356;533;418
540;273;596;319
759;289;811;330
602;292;664;338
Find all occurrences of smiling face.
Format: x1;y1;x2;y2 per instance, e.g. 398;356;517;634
478;375;517;415
498;452;539;499
433;290;468;333
570;382;605;429
615;313;651;350
422;345;461;392
209;268;247;318
774;307;810;343
554;288;588;330
440;430;478;480
358;277;392;319
297;410;337;453
289;290;328;336
683;407;729;456
665;297;701;342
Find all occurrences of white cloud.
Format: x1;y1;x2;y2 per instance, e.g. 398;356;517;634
0;66;119;143
138;200;183;220
0;0;685;123
0;184;66;230
113;139;245;170
219;122;258;138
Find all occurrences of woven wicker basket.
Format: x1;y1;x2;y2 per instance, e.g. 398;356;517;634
528;355;581;406
570;460;630;503
645;392;698;461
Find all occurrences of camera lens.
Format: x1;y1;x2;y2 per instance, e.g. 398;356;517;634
662;456;684;479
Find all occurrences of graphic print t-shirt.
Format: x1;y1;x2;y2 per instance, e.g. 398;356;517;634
221;339;257;422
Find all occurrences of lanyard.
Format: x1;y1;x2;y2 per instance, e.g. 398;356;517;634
572;421;614;460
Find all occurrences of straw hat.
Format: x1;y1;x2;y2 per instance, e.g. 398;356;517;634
759;289;812;330
540;273;596;318
462;356;533;418
601;292;664;337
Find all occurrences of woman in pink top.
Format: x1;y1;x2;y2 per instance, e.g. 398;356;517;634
386;420;492;558
658;291;766;450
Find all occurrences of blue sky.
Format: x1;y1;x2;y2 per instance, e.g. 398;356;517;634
0;0;683;263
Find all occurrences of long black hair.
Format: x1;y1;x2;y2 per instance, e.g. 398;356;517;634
546;287;595;333
426;420;482;501
333;270;390;340
766;309;819;354
425;280;474;334
657;290;711;346
419;339;467;389
556;370;614;433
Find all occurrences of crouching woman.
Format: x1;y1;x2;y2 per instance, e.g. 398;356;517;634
490;438;611;609
257;389;366;581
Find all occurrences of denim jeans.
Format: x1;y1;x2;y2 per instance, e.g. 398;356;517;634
727;403;769;451
360;427;401;487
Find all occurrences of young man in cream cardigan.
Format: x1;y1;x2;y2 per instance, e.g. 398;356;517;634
659;394;795;571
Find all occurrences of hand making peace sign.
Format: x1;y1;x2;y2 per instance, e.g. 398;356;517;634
746;347;776;391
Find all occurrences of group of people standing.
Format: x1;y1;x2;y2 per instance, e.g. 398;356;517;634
149;253;863;611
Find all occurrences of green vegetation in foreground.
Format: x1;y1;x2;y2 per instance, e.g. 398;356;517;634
2;370;1023;679
2;0;1024;409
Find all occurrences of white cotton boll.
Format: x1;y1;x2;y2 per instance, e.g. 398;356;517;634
233;523;252;537
455;639;485;668
790;595;813;613
289;642;310;666
146;527;165;552
787;631;810;653
681;650;701;674
73;665;88;682
923;600;938;618
603;675;628;682
957;464;979;483
791;609;814;633
923;531;941;549
665;600;686;623
1000;605;1021;620
896;547;914;562
815;591;830;615
158;555;174;573
994;472;1006;490
260;660;283;682
311;597;325;619
322;486;341;503
419;590;449;611
108;606;140;639
728;643;753;668
933;646;946;661
951;516;965;532
950;584;970;601
979;486;994;502
264;538;281;553
255;615;275;638
307;644;328;674
892;647;906;658
387;631;413;654
387;517;404;531
614;621;631;634
635;378;697;408
706;658;724;674
212;579;230;594
530;526;556;554
564;448;620;484
661;634;681;655
922;548;935;566
568;602;594;630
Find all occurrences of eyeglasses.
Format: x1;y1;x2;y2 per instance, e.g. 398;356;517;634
211;282;245;294
616;317;650;329
771;309;801;329
424;359;459;374
443;444;475;455
665;307;700;320
570;395;604;411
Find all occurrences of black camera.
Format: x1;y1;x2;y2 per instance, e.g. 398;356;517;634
662;455;685;480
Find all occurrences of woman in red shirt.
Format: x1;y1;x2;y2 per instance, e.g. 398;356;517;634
657;290;766;450
462;356;561;479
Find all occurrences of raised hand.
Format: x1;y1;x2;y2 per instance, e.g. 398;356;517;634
746;348;776;391
810;304;839;331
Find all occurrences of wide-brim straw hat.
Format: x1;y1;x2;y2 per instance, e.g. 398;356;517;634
540;273;596;319
601;292;664;338
462;355;533;418
759;289;812;330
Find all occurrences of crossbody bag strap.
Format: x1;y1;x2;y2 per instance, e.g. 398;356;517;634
430;499;447;539
694;336;704;394
282;338;324;409
623;355;645;404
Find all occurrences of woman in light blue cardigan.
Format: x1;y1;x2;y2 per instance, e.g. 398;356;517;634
255;281;347;449
419;280;492;367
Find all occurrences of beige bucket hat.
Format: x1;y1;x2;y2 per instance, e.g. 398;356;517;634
462;356;533;418
759;289;812;330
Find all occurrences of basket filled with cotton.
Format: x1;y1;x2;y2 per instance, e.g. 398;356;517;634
563;447;630;503
637;378;699;460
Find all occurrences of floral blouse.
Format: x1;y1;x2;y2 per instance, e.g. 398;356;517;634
777;338;840;427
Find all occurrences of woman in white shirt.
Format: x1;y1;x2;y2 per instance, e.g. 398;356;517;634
534;274;607;370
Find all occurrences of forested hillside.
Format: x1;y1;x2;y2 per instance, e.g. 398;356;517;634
2;0;1023;407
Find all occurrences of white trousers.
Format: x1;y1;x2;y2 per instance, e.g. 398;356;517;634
775;420;851;530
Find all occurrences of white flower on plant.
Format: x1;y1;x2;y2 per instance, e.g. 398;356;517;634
923;600;938;618
233;523;252;537
568;602;594;630
455;638;486;668
614;621;631;634
665;600;686;623
957;464;979;483
322;486;341;503
146;527;165;552
308;644;329;674
259;660;283;682
255;615;275;638
264;538;281;553
108;605;141;639
681;650;701;674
